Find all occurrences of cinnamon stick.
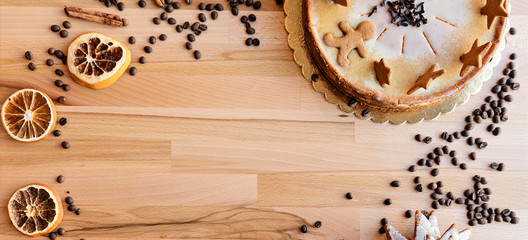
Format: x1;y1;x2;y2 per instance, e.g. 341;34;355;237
154;0;165;7
64;6;123;27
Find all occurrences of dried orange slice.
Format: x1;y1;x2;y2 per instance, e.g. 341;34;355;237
1;89;57;142
7;184;63;237
67;32;131;89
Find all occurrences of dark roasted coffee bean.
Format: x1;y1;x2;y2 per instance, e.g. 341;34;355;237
434;147;442;156
191;22;200;31
198;13;206;22
246;27;256;34
53;130;61;137
187;34;196;42
384;198;392;205
138;0;146;7
58;117;67;126
390;180;400;187
57;96;67;103
469;152;476;160
428;182;437;190
492;127;501;136
300;225;308;233
415;184;423;192
49;232;57;240
51;25;61;32
423;136;432;144
139;56;146;64
24;51;33;60
245;38;253;46
46;59;54;66
311;74;319;82
61;84;70;91
172;2;181;9
451;157;458;166
504;94;513;102
460;130;469;137
241;16;248;23
345;192;353;199
28;62;36;71
405;210;412;218
425;160;433;167
149;36;157;44
168;17;177;25
415;134;422;142
417;159;425;166
449;150;456;157
55;50;65;60
248;14;257;22
253;1;261;9
185;42;193;50
465;123;474;131
490;162;498;169
497;162;504;171
433;156;441;165
231;7;239;16
459;163;467;170
129;67;137;76
214;3;223;11
164;0;173;4
211;11;219;20
467;137;474;146
48;48;56;55
153;17;161;24
199;3;206;10
487;124;494;132
65;196;74;205
477;142;488;149
193;50;201;60
117;2;125;11
509;69;517;79
144;46;152;53
75;208;81;215
252;38;261;46
431;168;439;177
434;188;443;195
199;24;208;31
56;175;65;183
160;12;168;21
67;204;76;211
59;30;68;38
455;198;463;204
246;0;254;6
413;176;420;184
431;200;439;209
176;25;183;32
129;36;136;44
61;141;70;149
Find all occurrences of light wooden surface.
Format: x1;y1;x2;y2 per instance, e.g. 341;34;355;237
0;0;527;239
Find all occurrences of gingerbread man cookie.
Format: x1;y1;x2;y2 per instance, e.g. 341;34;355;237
323;21;376;67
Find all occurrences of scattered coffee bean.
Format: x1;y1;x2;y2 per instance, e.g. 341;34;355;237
497;163;504;171
55;69;64;76
492;127;501;136
176;25;183;32
384;198;392;205
153;17;161;25
451;157;458;166
57;228;66;236
405;210;412;218
61;84;70;92
245;38;253;46
139;56;146;64
185;42;193;50
28;63;36;71
48;48;56;55
252;38;260;46
311;74;319;82
165;5;174;12
469;152;476;160
59;117;67;126
51;25;61;32
144;46;153;53
75;208;81;215
173;2;181;9
59;30;68;38
431;168;439;177
53;130;62;137
300;224;308;233
231;7;239;16
509;27;516;35
193;50;201;59
413;176;420;184
65;196;74;205
62;21;71;29
248;14;257;22
253;1;262;9
168;17;177;25
408;165;416;172
246;27;256;34
56;175;65;183
24;51;33;60
46;59;54;66
55;50;64;59
431;200;439;209
129;67;137;76
138;0;146;8
149;36;157;44
67;204;76;211
215;3;224;11
314;221;322;228
61;141;70;149
459;163;467;170
49;232;57;240
390;180;400;187
198;13;206;22
187;34;196;42
211;11;219;20
423;136;432;144
415;184;423;192
414;134;421;142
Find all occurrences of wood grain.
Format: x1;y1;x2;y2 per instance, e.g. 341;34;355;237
1;0;527;239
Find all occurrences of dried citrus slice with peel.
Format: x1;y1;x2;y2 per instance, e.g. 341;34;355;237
67;32;131;89
8;184;63;237
1;89;57;142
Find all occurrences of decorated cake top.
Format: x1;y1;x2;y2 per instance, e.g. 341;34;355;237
307;0;509;102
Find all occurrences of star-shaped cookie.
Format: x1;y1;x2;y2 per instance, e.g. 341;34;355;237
407;65;445;95
385;210;472;240
374;58;391;87
459;39;491;77
480;0;509;29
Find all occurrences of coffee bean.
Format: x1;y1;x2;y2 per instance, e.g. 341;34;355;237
504;95;513;102
28;63;36;71
65;196;74;205
467;137;474;146
172;1;181;9
511;217;520;224
61;141;70;149
361;109;371;117
449;150;456;157
57;118;67;126
144;46;153;53
492;85;501;93
347;97;357;107
245;38;253;46
246;0;254;6
165;0;173;4
129;67;137;76
459;163;467;170
199;24;208;31
451;157;458;166
428;182;437;190
434;147;442;156
198;13;206;22
414;134;421;142
153;17;161;24
160;12;168;21
24;51;33;60
497;163;504;171
62;84;70;91
345;192;353;199
379;226;386;234
165;5;174;13
246;27;256;34
433;156;441;165
186;34;196;42
57;96;67;103
75;208;81;215
185;42;193;50
198;3;206;10
241;16;248;23
477;142;488;149
404;210;412;218
138;0;146;7
253;1;262;9
115;2;124;10
455;198;464;204
176;25;183;32
425;159;433;167
61;21;72;31
465;123;474;131
431;200;439;209
231;7;239;16
59;30;68;38
252;38;261;46
215;3;224;11
56;175;65;183
380;218;388;226
415;184;423;192
67;204;76;211
503;68;510;76
47;48;56;55
431;168;439;177
509;69;516;78
492;127;501;136
417;159;425;166
490;162;498;169
51;25;61;32
248;14;257;22
509;53;517;60
139;56;146;64
311;74;319;82
55;50;64;59
211;11;219;20
509;27;516;35
148;36;156;44
390;180;400;187
105;0;112;7
46;59;54;66
49;232;57;240
384;198;392;205
53;130;62;137
193;50;201;59
423;136;432;144
314;221;322;228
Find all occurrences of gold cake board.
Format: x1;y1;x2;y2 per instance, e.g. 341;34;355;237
284;0;505;125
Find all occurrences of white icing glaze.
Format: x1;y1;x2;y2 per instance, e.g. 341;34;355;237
312;0;509;98
458;228;472;240
386;225;409;240
415;211;440;239
439;225;460;240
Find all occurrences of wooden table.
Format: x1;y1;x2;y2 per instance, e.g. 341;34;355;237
1;0;527;239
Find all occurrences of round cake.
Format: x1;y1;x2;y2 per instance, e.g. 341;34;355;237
304;0;510;111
